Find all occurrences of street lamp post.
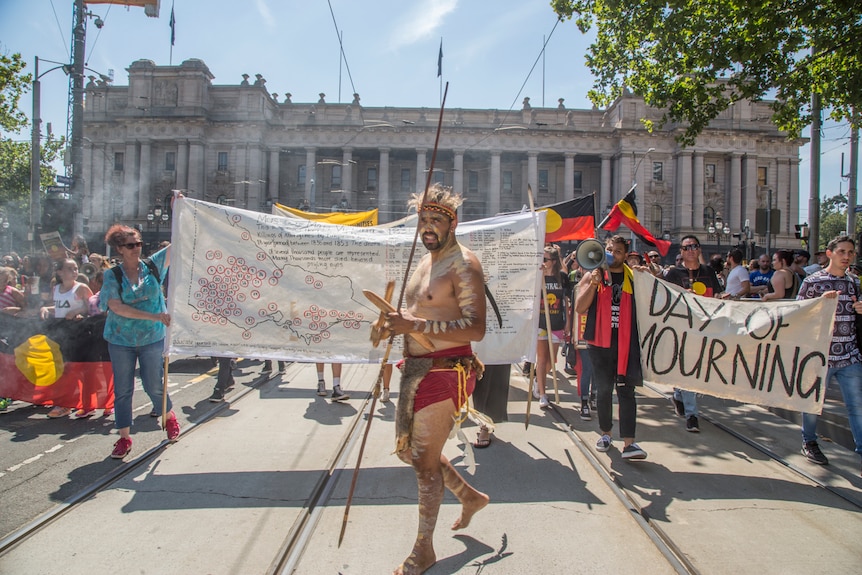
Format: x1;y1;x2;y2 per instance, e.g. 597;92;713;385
0;212;10;255
707;213;732;251
146;203;170;251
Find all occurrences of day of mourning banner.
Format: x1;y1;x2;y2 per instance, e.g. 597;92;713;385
633;272;837;413
166;198;544;364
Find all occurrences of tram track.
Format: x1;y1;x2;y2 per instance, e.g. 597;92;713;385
543;380;862;575
4;363;861;573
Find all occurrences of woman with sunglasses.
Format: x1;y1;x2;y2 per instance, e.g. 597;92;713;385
100;224;179;459
534;245;571;408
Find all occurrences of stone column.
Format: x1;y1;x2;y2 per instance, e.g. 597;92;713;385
489;151;501;216
730;152;743;231
564;153;575;200
692;152;704;230
268;148;280;205
139;139;152;215
743;154;758;231
600;154;612;214
416;149;427;193
378;148;390;223
453;149;465;194
176;139;189;192
247;145;263;210
677;150;693;229
124;141;139;219
235;145;248;208
527;152;538;204
342;147;353;206
454;151;465;218
188;140;205;201
305;147;317;208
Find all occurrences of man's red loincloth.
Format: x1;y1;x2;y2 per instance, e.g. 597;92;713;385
409;345;477;412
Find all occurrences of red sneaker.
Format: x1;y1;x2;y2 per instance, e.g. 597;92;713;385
165;416;181;442
111;437;132;459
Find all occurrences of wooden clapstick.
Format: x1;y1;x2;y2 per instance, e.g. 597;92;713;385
362;288;436;352
369;281;395;347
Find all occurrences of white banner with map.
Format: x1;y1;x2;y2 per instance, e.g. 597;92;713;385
633;272;837;413
166;197;544;364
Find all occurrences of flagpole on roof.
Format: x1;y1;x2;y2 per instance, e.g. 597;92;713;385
169;1;176;65
437;38;443;106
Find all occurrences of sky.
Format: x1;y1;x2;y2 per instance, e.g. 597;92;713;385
0;0;854;225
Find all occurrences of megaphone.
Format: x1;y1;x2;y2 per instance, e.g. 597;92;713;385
81;262;98;280
575;239;613;271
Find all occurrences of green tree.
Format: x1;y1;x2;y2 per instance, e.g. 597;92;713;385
551;0;862;145
0;50;63;238
817;194;862;248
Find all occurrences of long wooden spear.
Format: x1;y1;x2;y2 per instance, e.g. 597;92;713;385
338;83;450;546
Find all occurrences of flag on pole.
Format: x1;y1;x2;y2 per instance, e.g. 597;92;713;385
169;3;176;46
598;187;672;256
539;195;596;242
437;39;443;77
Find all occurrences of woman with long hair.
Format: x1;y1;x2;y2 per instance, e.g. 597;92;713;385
100;224;179;459
534;245;571;408
761;250;799;301
41;259;94;418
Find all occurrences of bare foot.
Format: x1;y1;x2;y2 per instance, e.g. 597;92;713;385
393;545;436;575
451;490;490;530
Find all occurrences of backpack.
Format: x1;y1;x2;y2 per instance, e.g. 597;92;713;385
111;258;161;296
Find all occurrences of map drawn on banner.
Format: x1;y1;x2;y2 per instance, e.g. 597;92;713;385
166;198;544;364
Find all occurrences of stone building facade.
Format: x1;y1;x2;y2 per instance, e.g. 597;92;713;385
80;58;805;255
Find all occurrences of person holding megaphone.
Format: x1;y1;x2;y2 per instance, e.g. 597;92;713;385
575;235;648;460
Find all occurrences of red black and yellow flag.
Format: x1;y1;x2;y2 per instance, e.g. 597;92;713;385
598;188;671;256
0;314;114;410
539;195;596;243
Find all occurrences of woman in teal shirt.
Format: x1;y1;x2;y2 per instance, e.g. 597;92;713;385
100;224;180;459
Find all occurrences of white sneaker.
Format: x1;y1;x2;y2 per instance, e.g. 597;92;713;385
380;388;390;403
595;434;612;452
316;381;327;396
532;382;540;399
538;395;550;409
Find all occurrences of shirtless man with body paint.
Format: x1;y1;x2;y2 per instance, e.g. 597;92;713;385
382;184;489;575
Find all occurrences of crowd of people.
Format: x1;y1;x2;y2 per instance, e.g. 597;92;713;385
527;236;862;479
3;186;862;572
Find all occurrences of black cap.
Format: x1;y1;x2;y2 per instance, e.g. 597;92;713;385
794;250;810;259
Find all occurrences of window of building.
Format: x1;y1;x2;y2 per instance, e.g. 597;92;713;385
297;165;306;186
217;151;229;172
704;206;715;226
433;170;445;185
366;167;377;191
573;170;583;191
758;166;768;187
468;171;479;194
401;168;411;193
502;171;513;194
216;195;228;205
331;165;342;188
538;169;549;191
165;151;176;172
114;152;124;172
653;162;663;182
652;204;663;231
705;163;716;183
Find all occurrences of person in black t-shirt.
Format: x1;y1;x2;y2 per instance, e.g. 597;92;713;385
663;234;723;432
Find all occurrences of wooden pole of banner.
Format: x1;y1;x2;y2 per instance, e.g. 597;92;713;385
338;82;450;548
161;355;169;430
527;185;560;404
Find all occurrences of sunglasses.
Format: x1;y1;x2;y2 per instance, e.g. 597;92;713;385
121;241;143;249
543;258;554;262
681;245;700;251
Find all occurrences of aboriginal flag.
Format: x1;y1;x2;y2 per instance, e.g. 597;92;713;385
0;314;114;410
539;194;596;243
598;188;671;256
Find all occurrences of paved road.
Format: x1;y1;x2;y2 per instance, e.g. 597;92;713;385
0;356;269;539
